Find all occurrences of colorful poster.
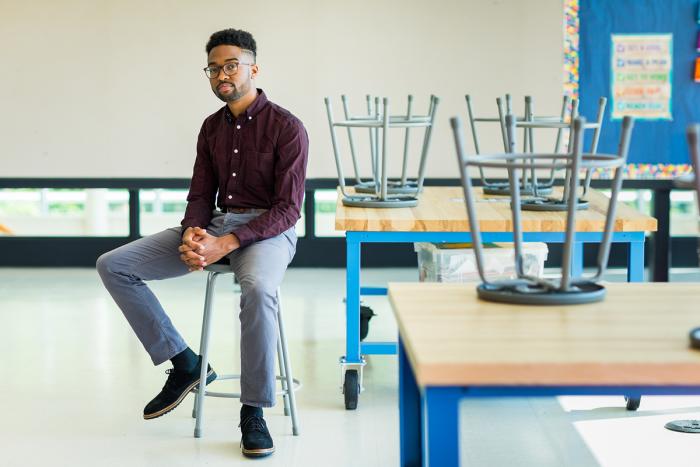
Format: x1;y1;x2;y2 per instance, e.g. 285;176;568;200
611;34;673;120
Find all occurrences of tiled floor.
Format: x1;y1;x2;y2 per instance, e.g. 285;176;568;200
1;267;700;466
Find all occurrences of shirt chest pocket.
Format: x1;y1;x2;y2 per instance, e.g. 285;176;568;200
244;151;276;192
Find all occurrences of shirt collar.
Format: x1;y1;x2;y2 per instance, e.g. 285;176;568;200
224;88;268;123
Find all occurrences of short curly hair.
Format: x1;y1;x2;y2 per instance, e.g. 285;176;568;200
205;28;257;61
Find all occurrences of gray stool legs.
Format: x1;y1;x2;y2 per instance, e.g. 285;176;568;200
277;337;290;416
192;270;301;438
276;288;300;435
192;271;218;433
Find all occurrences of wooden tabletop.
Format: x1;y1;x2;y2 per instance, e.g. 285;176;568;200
335;186;657;232
388;282;700;388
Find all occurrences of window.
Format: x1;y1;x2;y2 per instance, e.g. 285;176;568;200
314;190;343;237
139;189;188;236
670;190;698;236
0;188;129;236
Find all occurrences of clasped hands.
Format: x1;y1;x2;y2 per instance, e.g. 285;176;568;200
179;227;240;272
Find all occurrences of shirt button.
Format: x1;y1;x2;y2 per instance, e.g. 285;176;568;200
234;149;238;153
236;125;241;130
228;195;232;199
232;173;237;177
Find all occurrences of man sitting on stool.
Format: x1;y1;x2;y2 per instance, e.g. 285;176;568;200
96;28;308;458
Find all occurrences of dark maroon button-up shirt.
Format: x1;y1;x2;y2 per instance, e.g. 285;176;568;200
181;89;309;248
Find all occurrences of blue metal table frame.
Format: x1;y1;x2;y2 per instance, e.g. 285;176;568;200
343;230;646;378
398;338;700;466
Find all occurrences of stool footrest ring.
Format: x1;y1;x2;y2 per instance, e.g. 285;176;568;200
191;373;302;399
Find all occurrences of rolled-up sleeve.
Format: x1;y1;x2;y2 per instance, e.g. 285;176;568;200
232;118;309;247
181;124;217;233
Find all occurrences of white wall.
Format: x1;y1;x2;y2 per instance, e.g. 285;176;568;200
0;0;563;179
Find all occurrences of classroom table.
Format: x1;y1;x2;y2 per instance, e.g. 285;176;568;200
335;186;658;409
389;282;700;466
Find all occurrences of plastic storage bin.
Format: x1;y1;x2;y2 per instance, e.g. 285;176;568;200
415;242;548;283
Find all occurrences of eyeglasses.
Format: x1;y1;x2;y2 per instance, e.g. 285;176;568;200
203;62;253;79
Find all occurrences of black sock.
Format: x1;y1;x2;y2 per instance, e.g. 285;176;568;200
170;347;198;373
241;404;263;419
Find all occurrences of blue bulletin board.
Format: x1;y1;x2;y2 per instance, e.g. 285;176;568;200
579;0;700;165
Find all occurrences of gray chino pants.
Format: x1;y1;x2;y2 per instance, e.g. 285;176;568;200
96;209;296;408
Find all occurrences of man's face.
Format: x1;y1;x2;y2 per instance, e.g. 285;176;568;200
207;45;258;103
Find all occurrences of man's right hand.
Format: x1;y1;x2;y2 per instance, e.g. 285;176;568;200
180;227;206;271
181;227;204;252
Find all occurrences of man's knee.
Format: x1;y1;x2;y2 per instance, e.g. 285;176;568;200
240;275;278;303
96;249;124;279
96;251;112;275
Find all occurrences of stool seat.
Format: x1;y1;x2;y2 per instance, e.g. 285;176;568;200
191;260;301;438
203;263;231;273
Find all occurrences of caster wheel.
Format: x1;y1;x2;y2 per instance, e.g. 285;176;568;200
344;369;360;410
625;396;641;411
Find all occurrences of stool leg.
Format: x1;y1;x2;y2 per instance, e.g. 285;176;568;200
277;336;290;416
194;272;219;438
193;272;214;420
276;288;300;436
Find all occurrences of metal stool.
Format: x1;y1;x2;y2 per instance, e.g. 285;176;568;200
347;95;438;195
324;95;439;208
451;113;635;305
509;95;571;197
666;124;700;428
191;261;301;438
518;97;608;211
465;93;569;196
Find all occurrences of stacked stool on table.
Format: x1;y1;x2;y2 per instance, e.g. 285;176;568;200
518;97;608;211
452;111;643;411
666;124;700;433
452;112;635;304
465;93;608;211
324;94;439;208
465;93;570;196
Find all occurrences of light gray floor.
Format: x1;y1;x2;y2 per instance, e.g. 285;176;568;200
1;267;700;466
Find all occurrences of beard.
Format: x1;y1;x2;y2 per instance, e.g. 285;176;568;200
214;80;250;103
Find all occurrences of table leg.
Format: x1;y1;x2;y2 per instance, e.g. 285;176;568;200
423;387;462;467
651;187;670;282
399;338;422;467
572;241;584;278
345;233;361;363
625;239;646;408
627;240;645;283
